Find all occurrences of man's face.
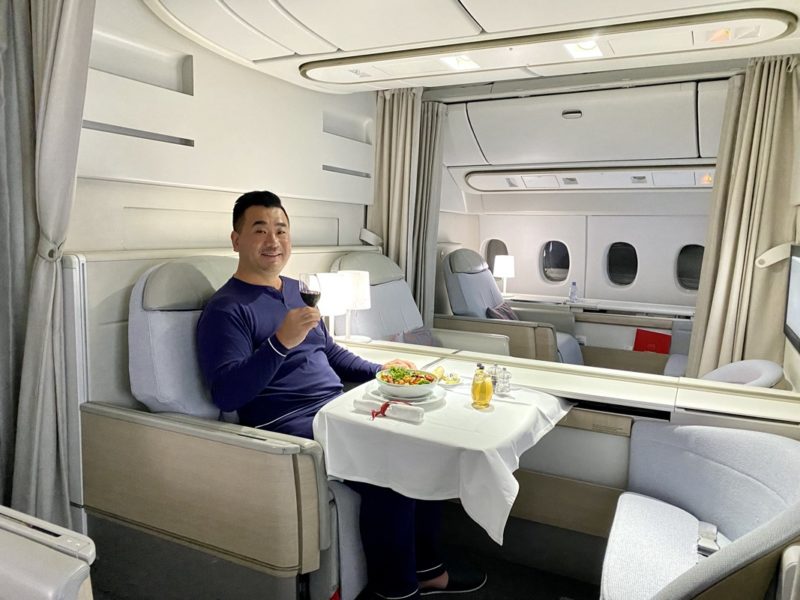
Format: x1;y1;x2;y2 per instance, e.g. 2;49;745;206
231;206;291;280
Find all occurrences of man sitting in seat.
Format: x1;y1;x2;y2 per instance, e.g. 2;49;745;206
197;191;486;600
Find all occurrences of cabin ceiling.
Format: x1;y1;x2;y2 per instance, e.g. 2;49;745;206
141;0;800;93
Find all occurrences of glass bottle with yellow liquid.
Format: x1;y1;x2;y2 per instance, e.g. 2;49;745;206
471;363;493;409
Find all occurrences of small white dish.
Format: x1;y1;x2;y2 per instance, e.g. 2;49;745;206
376;368;438;399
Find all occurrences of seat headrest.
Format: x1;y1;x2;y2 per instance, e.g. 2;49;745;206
331;252;404;285
448;249;488;274
143;256;237;310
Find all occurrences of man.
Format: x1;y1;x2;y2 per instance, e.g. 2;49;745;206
197;191;486;599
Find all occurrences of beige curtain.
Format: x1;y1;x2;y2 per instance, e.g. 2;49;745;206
0;0;38;506
410;102;447;327
687;56;799;377
368;88;422;276
11;0;95;526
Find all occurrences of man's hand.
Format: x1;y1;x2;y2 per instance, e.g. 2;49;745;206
381;358;417;371
275;307;321;349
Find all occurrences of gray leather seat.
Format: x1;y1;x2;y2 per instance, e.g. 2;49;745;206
701;359;784;387
440;248;583;364
330;252;509;356
126;256;366;600
601;421;800;600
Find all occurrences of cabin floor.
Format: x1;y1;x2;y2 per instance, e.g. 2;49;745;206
89;506;601;600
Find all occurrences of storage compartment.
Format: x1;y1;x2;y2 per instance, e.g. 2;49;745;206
467;83;698;164
698;79;729;158
442;103;487;166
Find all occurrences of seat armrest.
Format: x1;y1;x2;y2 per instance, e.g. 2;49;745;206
433;315;559;361
430;328;510;356
81;402;328;576
779;544;800;600
510;306;576;334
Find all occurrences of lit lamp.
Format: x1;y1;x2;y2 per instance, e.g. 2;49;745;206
339;270;372;343
493;255;515;296
316;272;347;336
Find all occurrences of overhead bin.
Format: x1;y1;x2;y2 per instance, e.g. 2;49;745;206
466;82;698;164
698;80;729;158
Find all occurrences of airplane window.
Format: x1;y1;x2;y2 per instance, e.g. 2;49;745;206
542;241;570;282
677;244;704;290
486;239;508;273
607;242;638;285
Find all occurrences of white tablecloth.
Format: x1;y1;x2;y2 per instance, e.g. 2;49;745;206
313;380;573;544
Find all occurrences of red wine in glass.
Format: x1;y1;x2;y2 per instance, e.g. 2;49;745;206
300;290;321;307
299;274;322;307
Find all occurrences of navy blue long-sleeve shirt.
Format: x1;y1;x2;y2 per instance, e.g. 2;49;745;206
196;276;380;438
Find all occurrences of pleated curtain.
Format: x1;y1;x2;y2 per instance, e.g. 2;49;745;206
0;0;38;507
687;56;799;377
368;88;423;277
10;0;95;526
410;102;447;327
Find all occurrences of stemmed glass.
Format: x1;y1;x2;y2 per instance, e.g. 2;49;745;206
298;273;322;307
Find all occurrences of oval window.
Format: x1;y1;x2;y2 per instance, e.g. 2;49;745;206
677;244;704;290
542;241;570;282
607;242;638;286
485;239;509;274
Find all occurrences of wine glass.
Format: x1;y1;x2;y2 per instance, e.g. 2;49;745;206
298;273;322;307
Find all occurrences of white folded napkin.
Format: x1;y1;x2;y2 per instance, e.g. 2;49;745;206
353;398;424;424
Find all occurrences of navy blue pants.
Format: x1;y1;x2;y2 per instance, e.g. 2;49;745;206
346;481;445;599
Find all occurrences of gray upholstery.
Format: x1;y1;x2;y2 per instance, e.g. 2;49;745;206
442;249;582;364
331;252;510;355
443;249;504;318
601;421;800;600
128;256;237;417
602;493;730;600
701;359;784;387
664;320;692;376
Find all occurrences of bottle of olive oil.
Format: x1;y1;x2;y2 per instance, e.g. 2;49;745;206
471;363;493;409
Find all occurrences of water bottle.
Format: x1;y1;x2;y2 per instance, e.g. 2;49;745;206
568;281;578;303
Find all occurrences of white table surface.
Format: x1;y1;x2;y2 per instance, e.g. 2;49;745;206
313;362;572;544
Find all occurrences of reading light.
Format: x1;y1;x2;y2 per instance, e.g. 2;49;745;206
301;10;793;85
493;255;516;296
338;270;372;343
440;55;480;70
317;272;348;336
564;39;603;59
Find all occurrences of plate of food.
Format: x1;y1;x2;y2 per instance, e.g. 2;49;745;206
432;366;462;388
376;367;438;399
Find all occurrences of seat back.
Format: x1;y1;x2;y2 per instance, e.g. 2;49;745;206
330;252;424;339
442;249;504;318
128;255;237;418
701;359;784;387
629;421;800;540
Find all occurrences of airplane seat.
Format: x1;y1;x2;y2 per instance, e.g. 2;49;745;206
330;252;510;356
701;359;784;387
440;248;582;364
663;319;692;377
128;255;237;419
601;421;800;600
125;256;365;600
0;505;95;600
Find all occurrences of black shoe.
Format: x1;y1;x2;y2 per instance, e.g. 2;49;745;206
419;568;487;596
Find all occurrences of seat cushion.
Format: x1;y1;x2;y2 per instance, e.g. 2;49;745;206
601;492;729;600
555;332;583;365
486;302;519;320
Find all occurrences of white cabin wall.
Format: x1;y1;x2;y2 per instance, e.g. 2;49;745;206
70;0;376;252
438;212;480;251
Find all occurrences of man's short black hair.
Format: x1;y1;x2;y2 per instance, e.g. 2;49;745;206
232;190;289;232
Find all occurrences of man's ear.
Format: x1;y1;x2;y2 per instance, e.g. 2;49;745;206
231;230;239;251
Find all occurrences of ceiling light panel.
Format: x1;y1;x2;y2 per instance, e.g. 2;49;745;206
302;11;793;85
280;0;480;51
223;0;336;54
160;0;292;60
459;0;715;34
